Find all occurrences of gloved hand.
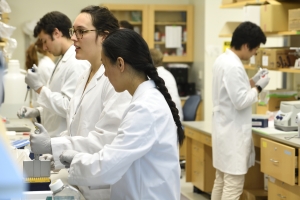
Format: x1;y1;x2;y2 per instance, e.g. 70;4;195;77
17;106;40;119
251;68;269;84
30;123;52;154
256;76;270;90
39;154;55;170
59;150;79;168
25;64;43;91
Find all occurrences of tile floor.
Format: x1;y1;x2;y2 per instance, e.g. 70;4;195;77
180;170;211;200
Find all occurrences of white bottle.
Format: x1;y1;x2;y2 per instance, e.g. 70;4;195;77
49;179;80;200
176;46;183;56
0;60;29;118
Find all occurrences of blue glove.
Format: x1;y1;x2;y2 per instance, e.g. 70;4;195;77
59;150;79;168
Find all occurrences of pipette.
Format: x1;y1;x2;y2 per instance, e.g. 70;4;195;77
24;67;35;102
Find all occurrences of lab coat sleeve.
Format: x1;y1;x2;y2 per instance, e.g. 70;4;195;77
67;104;157;187
224;66;258;110
51;86;131;169
51;130;118;169
37;66;83;118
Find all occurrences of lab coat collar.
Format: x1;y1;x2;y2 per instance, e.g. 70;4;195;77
132;80;156;101
61;45;76;62
226;49;243;65
83;64;105;95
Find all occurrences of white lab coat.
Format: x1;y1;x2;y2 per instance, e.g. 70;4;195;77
32;55;55;108
67;80;180;200
212;49;258;175
36;45;89;137
157;66;183;121
51;65;131;200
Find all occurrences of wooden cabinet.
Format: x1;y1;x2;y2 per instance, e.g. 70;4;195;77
268;180;300;200
261;138;298;186
101;4;149;43
103;4;194;63
185;127;215;193
148;5;194;63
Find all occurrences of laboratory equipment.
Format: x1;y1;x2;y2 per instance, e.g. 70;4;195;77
274;101;300;131
23;122;51;191
24;67;35;102
252;114;268;128
49;179;80;200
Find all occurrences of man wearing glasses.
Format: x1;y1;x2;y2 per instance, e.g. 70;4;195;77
17;11;89;138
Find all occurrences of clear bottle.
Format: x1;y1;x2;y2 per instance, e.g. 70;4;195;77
49;179;80;200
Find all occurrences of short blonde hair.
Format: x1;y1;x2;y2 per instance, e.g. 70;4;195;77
150;48;163;68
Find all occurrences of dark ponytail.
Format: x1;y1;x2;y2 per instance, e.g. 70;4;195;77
102;29;185;146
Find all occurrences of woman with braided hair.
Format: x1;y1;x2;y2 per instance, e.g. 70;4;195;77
60;29;184;200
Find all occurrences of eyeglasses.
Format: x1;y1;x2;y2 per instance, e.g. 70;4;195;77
69;28;99;39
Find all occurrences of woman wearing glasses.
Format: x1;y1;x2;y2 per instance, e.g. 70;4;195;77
30;5;131;200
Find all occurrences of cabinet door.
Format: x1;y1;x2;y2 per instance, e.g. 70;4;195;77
101;4;149;43
148;5;193;62
261;138;296;185
268;180;300;200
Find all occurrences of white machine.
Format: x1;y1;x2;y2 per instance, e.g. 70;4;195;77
274;101;300;131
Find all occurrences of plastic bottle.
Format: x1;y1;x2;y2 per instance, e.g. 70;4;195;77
0;60;29;118
49;179;80;200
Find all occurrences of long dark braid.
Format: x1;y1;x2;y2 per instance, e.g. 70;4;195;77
102;29;185;146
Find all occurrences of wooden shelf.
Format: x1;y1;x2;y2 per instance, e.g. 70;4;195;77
129;21;142;25
155;22;186;25
220;31;300;38
163;55;192;63
244;65;257;70
220;0;275;8
154;41;187;44
244;65;300;73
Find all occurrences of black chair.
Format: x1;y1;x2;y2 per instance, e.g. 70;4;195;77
182;94;201;121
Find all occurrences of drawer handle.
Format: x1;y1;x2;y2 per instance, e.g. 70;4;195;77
277;194;286;199
270;159;279;163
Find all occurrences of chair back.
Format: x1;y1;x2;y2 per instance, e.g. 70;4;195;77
182;94;201;121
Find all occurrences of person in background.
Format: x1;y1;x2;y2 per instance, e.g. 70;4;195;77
29;6;131;200
17;11;89;137
59;28;184;200
150;48;183;120
211;21;270;200
25;39;55;108
119;20;133;30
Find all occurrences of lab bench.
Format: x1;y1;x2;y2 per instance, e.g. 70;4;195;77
6;118;86;199
182;121;300;200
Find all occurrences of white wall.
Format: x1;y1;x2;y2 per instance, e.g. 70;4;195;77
7;0;191;68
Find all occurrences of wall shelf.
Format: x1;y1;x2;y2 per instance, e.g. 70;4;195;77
154;41;187;45
244;65;300;73
155;22;186;25
220;0;277;9
244;65;257;70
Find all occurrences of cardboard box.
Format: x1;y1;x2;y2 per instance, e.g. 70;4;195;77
289;9;300;31
243;5;261;26
222;0;236;4
260;1;300;32
250;48;262;68
261;48;297;68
